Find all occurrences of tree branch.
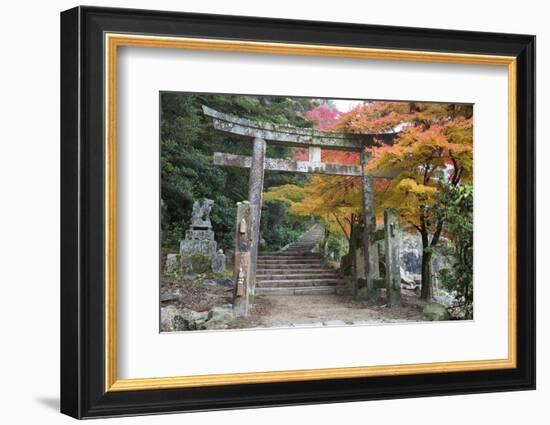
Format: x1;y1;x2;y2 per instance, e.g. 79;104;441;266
430;218;444;247
333;213;350;240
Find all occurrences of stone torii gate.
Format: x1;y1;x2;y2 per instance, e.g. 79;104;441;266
202;105;400;316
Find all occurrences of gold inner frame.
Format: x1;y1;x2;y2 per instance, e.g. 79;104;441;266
104;33;517;392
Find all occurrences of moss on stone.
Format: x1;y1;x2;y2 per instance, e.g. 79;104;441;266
190;253;211;274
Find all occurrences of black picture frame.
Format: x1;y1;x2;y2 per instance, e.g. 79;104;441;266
61;5;536;419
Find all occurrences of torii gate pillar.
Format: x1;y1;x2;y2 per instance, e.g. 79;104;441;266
246;137;267;305
361;151;379;301
201;105;400;313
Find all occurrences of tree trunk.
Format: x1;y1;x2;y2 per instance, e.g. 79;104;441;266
420;246;433;301
419;217;443;301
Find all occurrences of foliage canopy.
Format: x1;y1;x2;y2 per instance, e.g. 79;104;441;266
161;93;319;252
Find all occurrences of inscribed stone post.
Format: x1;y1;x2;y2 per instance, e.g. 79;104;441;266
246;137;266;307
361;151;378;301
384;209;401;307
233;201;251;316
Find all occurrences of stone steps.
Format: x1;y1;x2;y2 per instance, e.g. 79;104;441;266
255;286;345;296
258;267;331;273
284;249;317;253
257;279;342;288
257;262;326;269
257;261;325;269
258;254;324;262
258;262;322;266
257;255;322;260
260;252;319;255
255;223;345;296
257;268;336;275
256;269;340;280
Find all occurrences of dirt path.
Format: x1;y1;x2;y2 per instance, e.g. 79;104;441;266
229;294;424;329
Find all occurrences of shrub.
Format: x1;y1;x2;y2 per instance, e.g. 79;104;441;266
323;232;348;261
190;253;211;274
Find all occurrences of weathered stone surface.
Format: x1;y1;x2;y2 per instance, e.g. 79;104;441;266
360;151;378;301
384;209;402;307
203;278;234;288
180;254;192;270
373;278;386;289
355;246;366;279
185;229;214;240
191;199;213;229
180;239;217;257
422;302;450;321
160;293;179;303
191;310;208;322
193;305;234;330
309;146;321;162
370;240;380;278
219;278;235;288
165;253;179;274
233;201;251;317
202;316;229;330
194;319;206;328
208;305;233;322
202;105;395;151
247;137;266;309
176;199;224;274
161;305;234;332
160;305;178;331
211;250;226;274
189;253;211;274
400;267;417;289
173;315;189;331
214;152;362;176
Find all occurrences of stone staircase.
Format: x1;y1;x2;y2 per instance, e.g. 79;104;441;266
255;224;346;296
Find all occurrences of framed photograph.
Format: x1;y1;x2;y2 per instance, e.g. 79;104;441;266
60;6;535;419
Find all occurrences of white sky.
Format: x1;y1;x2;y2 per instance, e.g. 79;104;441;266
332;99;364;112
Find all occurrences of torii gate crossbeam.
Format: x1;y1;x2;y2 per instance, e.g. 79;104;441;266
202;105;398;315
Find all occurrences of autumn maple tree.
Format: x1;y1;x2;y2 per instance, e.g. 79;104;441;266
264;174;363;239
266;101;473;301
367;107;472;299
265;102;365;238
304;102;342;129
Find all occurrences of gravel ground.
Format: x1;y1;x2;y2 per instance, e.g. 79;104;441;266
160;276;233;312
228;294;424;329
162;275;426;330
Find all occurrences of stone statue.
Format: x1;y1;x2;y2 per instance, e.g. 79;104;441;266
191;199;214;229
211;249;226;274
177;199;225;274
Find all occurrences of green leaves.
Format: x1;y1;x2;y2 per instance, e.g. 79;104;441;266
433;184;474;318
160;92;319;252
